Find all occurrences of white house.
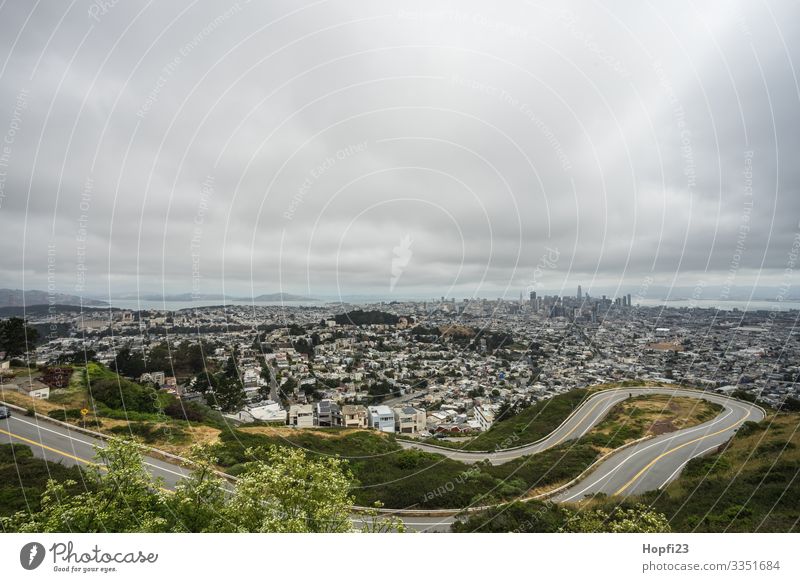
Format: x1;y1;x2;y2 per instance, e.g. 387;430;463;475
9;382;50;400
367;405;395;433
474;405;497;432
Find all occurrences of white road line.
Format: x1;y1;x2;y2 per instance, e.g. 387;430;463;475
8;415;189;479
558;407;740;502
657;443;720;490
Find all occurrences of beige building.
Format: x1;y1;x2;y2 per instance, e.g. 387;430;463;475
341;404;368;428
287;404;314;428
393;406;427;434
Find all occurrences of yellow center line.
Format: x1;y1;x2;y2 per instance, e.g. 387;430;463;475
0;426;98;467
550;393;617;447
613;407;751;496
0;426;174;494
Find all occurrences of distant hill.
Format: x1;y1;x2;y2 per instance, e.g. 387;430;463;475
0;289;107;308
0;304;113;317
110;292;316;302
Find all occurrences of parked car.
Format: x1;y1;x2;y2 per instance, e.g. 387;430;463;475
0;406;10;419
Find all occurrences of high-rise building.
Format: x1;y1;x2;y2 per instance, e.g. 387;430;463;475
627;293;632;307
577;285;582;301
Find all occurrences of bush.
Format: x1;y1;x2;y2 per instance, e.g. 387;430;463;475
47;408;83;422
109;423;186;444
164;399;205;422
88;377;160;413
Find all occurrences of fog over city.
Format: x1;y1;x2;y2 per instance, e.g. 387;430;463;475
0;0;798;301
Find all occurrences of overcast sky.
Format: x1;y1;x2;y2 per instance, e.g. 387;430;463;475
0;0;798;301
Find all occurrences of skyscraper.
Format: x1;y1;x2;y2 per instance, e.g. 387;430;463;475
577;285;582;301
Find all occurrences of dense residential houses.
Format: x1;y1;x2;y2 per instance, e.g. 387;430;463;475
9;294;800;436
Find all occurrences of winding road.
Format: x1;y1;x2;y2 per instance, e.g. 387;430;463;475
1;386;764;531
399;387;764;498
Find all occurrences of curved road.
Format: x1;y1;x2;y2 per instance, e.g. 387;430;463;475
399;387;764;497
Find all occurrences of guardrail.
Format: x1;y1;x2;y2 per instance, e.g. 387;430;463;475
0;398;238;483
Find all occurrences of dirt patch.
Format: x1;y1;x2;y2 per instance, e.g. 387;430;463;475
647;342;684;351
649;419;676;435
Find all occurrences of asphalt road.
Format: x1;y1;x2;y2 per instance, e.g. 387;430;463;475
553;394;763;501
0;413;193;488
0;387;764;530
398;388;763;470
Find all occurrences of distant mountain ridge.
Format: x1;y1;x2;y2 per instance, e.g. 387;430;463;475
109;291;317;302
0;288;108;308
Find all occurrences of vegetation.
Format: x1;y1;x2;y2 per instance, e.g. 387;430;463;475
213;426;599;509
453;408;800;533
642;411;800;532
112;341;211;379
0;444;86;519
334;310;399;326
581;395;722;449
89;375;163;414
0;439;403;533
0;317;39;357
452;501;670;533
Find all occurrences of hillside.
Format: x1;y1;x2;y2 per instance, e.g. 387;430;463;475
0;288;107;308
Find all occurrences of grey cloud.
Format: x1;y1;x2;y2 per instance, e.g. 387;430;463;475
0;0;798;299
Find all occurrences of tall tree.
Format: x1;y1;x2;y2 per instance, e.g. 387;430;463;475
0;317;39;358
207;373;245;412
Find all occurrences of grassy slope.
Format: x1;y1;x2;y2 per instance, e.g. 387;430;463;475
0;444;86;519
2;364;221;455
455;409;800;532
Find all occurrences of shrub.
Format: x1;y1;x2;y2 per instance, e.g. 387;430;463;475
47;408;83;422
88;377;160;413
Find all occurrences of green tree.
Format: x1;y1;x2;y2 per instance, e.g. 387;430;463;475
112;347;146;378
219;446;353;532
0;317;39;358
207;373;245;412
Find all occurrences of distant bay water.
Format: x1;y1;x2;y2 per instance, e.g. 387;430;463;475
636;298;800;311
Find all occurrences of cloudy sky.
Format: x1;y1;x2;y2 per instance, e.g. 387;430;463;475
0;0;798;301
